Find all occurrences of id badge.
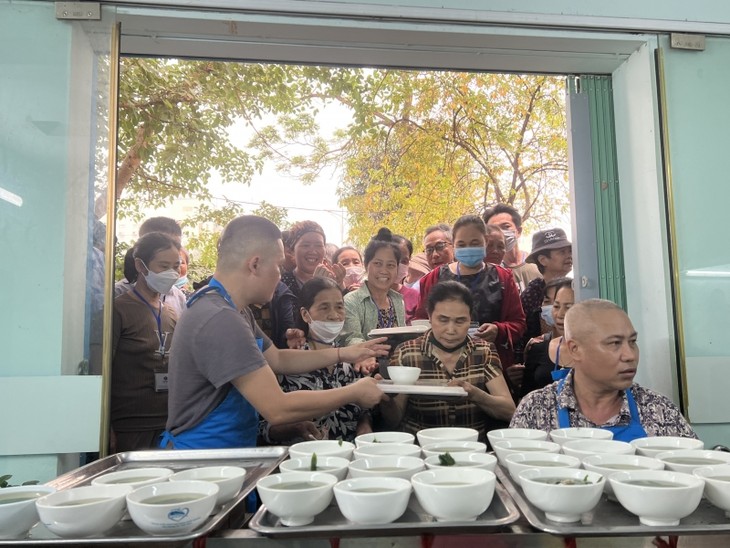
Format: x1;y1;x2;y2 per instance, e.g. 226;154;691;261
154;370;169;392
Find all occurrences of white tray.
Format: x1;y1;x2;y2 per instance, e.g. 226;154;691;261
368;325;429;337
377;381;467;397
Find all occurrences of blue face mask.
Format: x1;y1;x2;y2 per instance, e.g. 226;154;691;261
454;246;485;268
541;304;555;327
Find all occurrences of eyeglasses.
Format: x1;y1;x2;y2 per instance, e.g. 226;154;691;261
425;241;451;255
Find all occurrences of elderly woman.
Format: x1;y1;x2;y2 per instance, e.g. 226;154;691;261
333;246;365;293
381;281;515;441
343;228;406;345
415;215;526;374
259;277;371;444
391;234;419;323
520;277;575;397
112;232;181;452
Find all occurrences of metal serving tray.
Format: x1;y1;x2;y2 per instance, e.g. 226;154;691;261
5;447;287;547
496;465;730;537
248;478;520;538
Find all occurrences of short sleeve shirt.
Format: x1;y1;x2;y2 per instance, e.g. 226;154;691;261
166;291;273;435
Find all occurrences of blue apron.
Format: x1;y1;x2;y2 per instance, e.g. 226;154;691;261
159;279;263;449
551;336;570;381
556;376;648;443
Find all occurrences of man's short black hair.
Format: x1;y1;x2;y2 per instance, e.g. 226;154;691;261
482;203;522;230
139;216;182;238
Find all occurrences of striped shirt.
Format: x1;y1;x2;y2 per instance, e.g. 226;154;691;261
389;332;503;441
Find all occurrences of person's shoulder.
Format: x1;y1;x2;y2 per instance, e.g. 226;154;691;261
470;337;498;353
526;277;545;290
394;335;425;354
631;383;679;408
519;381;558;405
345;284;370;302
388;288;405;303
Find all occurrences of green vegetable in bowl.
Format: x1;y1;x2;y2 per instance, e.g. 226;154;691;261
310;453;318;471
438;452;456;466
338;438;343;446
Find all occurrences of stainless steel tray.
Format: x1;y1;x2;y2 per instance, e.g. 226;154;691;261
6;447;287;546
496;464;730;537
248;478;520;538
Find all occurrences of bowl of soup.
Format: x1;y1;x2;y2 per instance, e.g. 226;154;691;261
630;436;704;458
518;468;605;523
504;452;582;486
0;485;56;540
420;441;487;459
279;456;349;481
582;454;665;498
126;480;219;536
334;477;412;524
36;484;132;538
694;465;730;516
355;431;415;447
549;427;613;446
424;452;497;471
92;467;173;490
609;470;704;526
411;468;496;522
387;366;421;385
169;466;246;505
256;472;337;526
561;439;634;459
486;428;548;450
655;449;730;474
353;443;422;459
417;427;479;447
492;439;561;466
348;456;425;480
288;440;355;460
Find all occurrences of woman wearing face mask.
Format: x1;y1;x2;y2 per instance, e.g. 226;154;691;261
520;278;575;397
343;228;407;346
391;234;419;324
414;215;526;380
259;277;371;444
333;246;365;293
111;232;181;452
381;281;515;440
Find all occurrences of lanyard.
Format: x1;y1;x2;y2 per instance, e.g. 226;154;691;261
186;278;237;310
132;287;168;357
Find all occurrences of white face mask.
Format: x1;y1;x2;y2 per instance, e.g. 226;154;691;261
141;261;179;295
540;304;555;327
397;263;409;283
308;320;345;344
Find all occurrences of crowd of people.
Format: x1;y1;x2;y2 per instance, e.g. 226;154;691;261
108;203;696;453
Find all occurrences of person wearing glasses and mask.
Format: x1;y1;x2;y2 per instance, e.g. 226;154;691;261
259;277;372;444
414;216;526;380
111;232;181;452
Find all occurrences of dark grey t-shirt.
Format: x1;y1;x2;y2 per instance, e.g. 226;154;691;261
166;292;272;435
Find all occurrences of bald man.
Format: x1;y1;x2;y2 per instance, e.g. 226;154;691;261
161;216;388;449
510;299;696;441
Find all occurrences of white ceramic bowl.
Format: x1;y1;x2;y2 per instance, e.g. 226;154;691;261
279;456;350;481
126;480;218;536
0;485;56;540
417;427;479;447
348;456;425;480
353;443;422;459
582;454;665;498
168;466;246;505
549;427;613;446
518;468;605;523
561;439;634;459
424;452;497;471
504;452;581;486
420;441;487;459
387;366;421;385
487;428;548;451
694;465;730;516
355;431;415;447
91;467;173;489
256;472;337;526
334;477;412;524
655;450;730;474
36;484;132;538
631;436;704;458
288;440;355;460
609;470;704;526
411;468;496;522
492;439;561;466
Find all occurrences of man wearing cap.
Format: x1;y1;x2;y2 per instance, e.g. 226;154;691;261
483;204;541;293
521;228;573;340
